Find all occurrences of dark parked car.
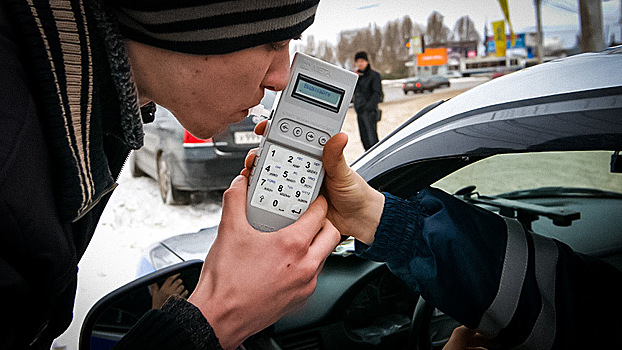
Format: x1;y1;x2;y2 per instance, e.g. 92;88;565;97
402;77;432;94
402;75;450;94
129;90;277;204
81;48;622;349
428;74;450;88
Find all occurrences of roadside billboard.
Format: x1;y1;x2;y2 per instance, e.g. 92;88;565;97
493;20;507;57
486;32;527;53
417;48;448;67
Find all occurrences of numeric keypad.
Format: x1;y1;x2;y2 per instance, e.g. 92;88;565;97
250;144;322;220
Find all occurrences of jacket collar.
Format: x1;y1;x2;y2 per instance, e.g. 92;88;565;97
357;63;371;75
7;0;145;221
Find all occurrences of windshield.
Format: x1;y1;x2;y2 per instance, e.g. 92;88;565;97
432;151;622;258
433;151;622;196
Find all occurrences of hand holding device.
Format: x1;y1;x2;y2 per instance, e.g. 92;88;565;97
246;53;358;231
189;175;340;349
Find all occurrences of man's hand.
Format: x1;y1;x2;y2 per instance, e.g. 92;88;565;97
188;175;340;350
241;121;383;245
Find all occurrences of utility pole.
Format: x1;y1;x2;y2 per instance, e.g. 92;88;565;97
578;0;605;52
534;0;544;63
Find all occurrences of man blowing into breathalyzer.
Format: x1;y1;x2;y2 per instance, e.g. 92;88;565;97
1;0;341;348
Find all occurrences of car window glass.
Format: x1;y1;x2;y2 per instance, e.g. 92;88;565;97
433;151;621;195
432;150;622;258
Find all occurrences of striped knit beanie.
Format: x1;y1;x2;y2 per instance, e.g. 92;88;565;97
109;0;320;55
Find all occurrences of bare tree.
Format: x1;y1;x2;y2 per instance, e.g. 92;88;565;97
336;30;356;68
304;35;316;56
451;16;480;43
333;13;457;77
401;15;413;42
398;16;414;61
426;11;450;45
413;22;426;37
351;27;374;61
380;20;398;72
317;40;335;64
369;23;383;64
380;18;410;76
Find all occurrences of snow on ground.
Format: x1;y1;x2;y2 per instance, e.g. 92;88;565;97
53;166;224;350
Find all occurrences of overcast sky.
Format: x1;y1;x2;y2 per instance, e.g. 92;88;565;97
302;0;622;44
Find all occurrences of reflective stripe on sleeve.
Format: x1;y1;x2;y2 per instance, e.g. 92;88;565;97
477;217;529;337
515;233;558;350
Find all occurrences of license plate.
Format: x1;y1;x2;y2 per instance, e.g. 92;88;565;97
234;131;261;145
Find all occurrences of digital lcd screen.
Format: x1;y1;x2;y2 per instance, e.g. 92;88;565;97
292;74;345;113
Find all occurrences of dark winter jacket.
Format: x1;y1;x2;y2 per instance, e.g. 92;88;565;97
357;189;622;349
0;0;216;348
353;64;383;113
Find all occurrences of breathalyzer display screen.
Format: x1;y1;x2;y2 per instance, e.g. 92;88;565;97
292;74;345;113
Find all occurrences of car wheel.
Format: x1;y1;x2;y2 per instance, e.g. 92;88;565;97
404;90;409;95
128;152;146;177
157;156;190;205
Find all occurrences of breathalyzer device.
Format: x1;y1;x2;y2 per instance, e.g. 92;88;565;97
246;52;358;232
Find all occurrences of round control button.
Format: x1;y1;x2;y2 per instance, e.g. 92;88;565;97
318;136;329;146
293;127;303;137
306;132;315;142
279;122;290;133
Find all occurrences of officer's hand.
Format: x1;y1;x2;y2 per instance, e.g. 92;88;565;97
320;132;384;244
242;121;383;245
443;326;492;350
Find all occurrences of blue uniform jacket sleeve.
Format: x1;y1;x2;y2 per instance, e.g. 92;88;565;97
356;188;508;329
355;188;622;349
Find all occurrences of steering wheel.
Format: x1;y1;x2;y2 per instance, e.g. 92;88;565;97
409;296;436;350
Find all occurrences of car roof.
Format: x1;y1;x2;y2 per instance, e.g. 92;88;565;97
352;47;622;191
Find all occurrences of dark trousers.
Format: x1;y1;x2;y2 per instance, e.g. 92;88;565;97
357;109;379;151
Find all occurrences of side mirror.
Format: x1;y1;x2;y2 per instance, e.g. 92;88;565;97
79;260;203;350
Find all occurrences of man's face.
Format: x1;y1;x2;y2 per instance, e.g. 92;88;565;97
355;58;368;72
127;40;292;139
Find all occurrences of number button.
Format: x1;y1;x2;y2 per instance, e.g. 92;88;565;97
251;144;322;220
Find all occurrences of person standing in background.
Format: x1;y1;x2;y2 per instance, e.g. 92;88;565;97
353;51;383;151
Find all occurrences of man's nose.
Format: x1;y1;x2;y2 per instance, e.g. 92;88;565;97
261;50;290;91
